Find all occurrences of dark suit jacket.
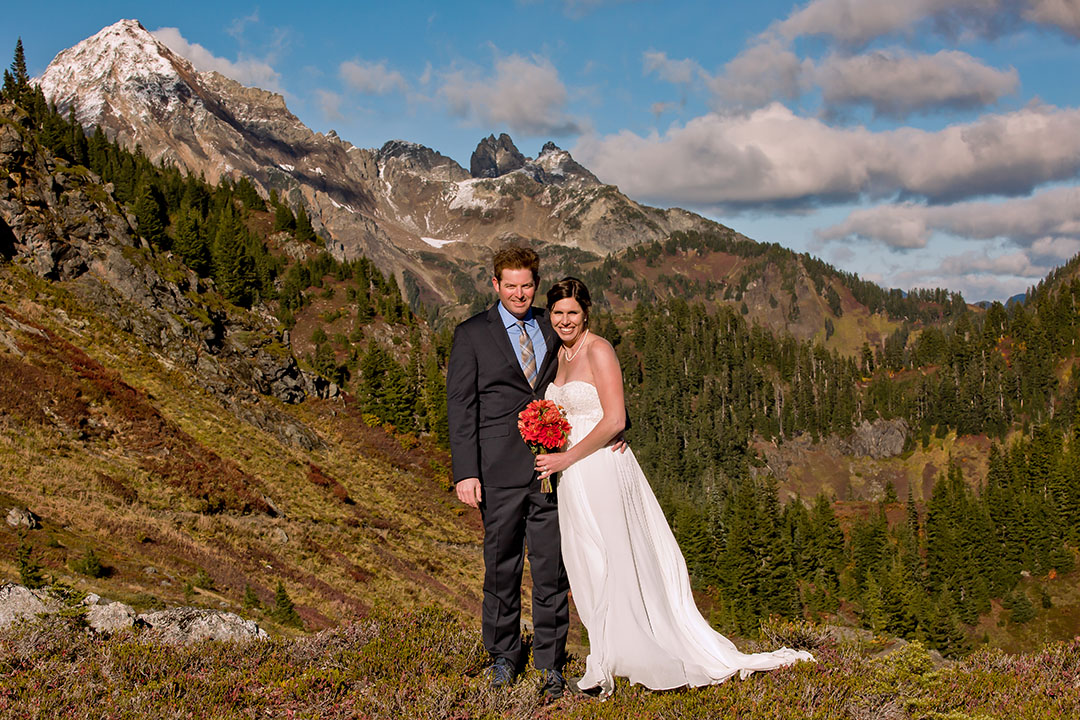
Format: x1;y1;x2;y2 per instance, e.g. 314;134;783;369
447;303;560;488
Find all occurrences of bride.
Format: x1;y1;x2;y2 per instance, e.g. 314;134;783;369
534;277;814;698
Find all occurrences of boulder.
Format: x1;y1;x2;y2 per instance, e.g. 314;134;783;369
84;596;139;633
0;582;58;628
6;507;41;530
138;607;269;643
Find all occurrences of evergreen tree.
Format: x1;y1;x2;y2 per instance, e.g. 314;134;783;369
295;205;316;243
4;39;29;102
211;205;255;306
173;207;210;275
242;585;261;610
1008;590;1036;624
271;581;303;627
273;202;296;233
16;532;46;589
134;180;168;248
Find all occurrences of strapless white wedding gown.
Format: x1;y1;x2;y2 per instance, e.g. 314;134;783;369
547;380;814;696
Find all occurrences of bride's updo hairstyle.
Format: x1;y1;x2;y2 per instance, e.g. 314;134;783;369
546;277;592;325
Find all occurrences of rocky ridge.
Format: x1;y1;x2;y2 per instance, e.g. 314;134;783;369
35;20;718;312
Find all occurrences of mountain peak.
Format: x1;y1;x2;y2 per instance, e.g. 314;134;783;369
36;18;195;127
470;133;526;178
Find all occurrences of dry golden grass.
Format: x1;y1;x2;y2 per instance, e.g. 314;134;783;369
0;267;488;633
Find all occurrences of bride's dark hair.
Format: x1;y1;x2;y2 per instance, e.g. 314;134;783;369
546;277;592;324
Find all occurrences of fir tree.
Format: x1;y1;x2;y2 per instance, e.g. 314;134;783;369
273;202;296;233
271;581;303;627
295;205;316;243
134;180;168;248
16;532;46;589
173;207;210;275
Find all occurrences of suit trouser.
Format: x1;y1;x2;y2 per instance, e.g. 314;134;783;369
480;480;569;671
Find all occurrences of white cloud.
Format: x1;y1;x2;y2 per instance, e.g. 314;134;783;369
439;54;586;136
643;51;701;85
815;49;1018;117
704;1;1074;114
817;186;1080;248
573;103;1080;210
887;238;1079;300
773;0;1080;45
340;59;409;95
227;10;260;40
705;37;808;110
152;27;282;91
1025;0;1080;37
315;89;344;121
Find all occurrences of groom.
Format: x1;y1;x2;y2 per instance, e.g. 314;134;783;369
446;245;568;699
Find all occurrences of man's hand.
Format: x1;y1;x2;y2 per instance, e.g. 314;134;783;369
456;477;482;508
610;432;629;454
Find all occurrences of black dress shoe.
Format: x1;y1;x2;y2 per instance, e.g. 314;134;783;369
567;675;605;698
540;668;566;700
487;657;516;689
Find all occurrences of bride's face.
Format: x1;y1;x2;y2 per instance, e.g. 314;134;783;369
550;297;587;345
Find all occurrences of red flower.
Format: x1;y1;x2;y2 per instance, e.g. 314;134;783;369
518;399;571;492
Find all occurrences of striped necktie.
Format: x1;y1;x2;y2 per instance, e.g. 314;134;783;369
516;320;538;387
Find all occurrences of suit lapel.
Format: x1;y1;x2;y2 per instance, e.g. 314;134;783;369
536;308;560;385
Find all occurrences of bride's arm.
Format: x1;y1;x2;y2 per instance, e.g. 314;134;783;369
535;338;626;478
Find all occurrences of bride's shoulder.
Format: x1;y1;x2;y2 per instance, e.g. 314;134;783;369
584;333;616;359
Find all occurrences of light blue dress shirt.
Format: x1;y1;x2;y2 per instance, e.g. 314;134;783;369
498;302;547;379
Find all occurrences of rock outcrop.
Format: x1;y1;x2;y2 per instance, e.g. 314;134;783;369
0;583;268;643
843;419;910;459
469;133;526;178
140;607;269;643
0;102;307;409
5;507;40;530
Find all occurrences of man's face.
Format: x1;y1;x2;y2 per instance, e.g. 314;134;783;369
492;267;536;319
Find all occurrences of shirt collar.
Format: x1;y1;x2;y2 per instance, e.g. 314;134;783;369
498;302;535;329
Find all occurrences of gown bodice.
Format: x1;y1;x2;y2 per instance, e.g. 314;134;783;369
546;380;603;444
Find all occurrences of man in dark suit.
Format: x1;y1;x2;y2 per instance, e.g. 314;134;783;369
446;245;568;699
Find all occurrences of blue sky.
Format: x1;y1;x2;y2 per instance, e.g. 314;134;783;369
6;1;1080;301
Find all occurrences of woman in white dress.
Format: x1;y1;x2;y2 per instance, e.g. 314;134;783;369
534;277;814;698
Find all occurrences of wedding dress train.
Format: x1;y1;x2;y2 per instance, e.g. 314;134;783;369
547;380;814;696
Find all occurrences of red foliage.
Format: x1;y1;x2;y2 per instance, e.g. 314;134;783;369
1;307;269;514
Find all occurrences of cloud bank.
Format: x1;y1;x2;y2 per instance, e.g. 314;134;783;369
152;27;282;91
439;54;586;136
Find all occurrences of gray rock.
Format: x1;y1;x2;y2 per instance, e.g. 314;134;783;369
0;582;58;628
843;419;909;459
85;599;138;633
271;527;290;544
138;607;269;643
470;133;526;178
6;507;40;530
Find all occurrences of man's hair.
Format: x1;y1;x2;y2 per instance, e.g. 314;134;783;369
493;245;540;284
546;277;592;324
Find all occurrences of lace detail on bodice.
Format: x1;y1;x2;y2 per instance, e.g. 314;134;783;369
546;381;603;443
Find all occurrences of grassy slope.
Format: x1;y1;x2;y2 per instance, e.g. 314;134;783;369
0;264;485;631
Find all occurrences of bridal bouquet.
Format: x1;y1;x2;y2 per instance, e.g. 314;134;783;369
518;399;571;492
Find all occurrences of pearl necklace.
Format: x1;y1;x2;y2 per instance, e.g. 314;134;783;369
561;329;590;361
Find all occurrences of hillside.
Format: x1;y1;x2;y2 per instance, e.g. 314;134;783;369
0;98;484;631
